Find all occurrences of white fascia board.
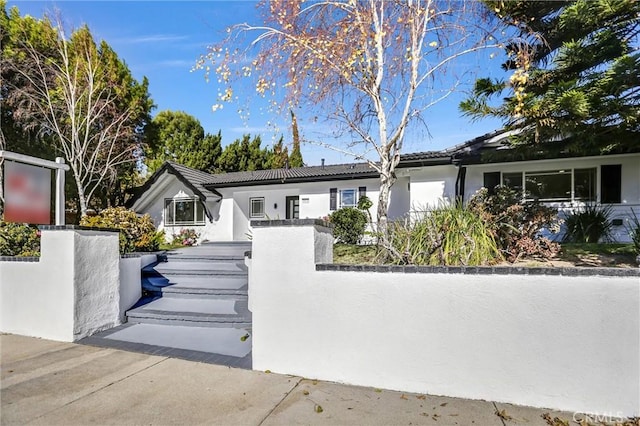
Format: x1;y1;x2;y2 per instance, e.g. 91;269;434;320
467;152;640;169
131;171;177;213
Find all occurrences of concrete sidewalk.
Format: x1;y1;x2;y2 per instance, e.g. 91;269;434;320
2;334;577;425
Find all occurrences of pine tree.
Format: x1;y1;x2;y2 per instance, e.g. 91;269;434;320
289;110;304;167
460;0;639;154
145;111;221;173
267;136;290;169
216;135;271;173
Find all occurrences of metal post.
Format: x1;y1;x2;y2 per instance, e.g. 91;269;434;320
55;157;66;226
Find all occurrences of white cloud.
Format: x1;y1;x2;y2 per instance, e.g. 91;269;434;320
157;59;196;68
114;34;189;44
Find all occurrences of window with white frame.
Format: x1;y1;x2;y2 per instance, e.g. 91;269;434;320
329;187;367;210
164;198;205;225
499;168;596;202
339;189;357;208
250;197;265;218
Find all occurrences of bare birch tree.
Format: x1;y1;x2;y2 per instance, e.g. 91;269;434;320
2;13;147;217
198;0;497;246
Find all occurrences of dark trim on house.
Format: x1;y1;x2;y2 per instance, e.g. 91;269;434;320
127;128;639;203
127;162;221;220
204;172;381;189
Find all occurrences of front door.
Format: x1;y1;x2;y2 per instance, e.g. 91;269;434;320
286;196;299;219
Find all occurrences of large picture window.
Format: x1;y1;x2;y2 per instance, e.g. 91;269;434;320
164;198;205;225
525;170;572;201
250;197;265;218
500;168;596;202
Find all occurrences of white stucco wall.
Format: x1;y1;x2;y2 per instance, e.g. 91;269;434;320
0;229;131;342
1;231;75;341
217;178;383;241
249;222;640;416
407;164;459;210
118;254;156;321
142;178;225;243
464;154;640;242
73;230;121;339
388;176;411;219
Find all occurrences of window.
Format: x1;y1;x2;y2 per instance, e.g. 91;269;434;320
164;198;205;225
340;189;357;208
330;187;366;209
574;168;596;201
601;165;621;203
525;170;572;201
483;172;500;195
503;172;523;194
250;197;265;218
501;168;597;202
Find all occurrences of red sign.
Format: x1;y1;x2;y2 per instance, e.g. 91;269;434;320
3;160;51;224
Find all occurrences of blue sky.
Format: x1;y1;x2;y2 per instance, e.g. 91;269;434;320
8;1;506;166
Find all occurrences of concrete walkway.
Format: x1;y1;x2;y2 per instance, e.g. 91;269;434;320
2;334;579;425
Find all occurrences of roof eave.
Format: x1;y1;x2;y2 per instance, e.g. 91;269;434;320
204;172;381;189
396;157;452;168
128;162;221;220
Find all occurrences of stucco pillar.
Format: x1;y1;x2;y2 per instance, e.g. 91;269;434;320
1;226;121;341
248;219;333;370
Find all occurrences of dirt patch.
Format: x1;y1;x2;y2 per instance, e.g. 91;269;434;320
503;253;638;268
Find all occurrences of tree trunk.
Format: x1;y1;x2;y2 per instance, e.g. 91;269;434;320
0;159;4;217
74;174;88;218
376;157;396;251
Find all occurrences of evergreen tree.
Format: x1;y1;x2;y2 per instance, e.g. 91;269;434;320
289;110;304;167
216;135;271;173
1;2;153;217
145;110;221;173
460;0;639;154
267;136;290;169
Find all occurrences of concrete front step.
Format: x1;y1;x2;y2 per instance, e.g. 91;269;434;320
177;242;252;257
162;254;245;263
145;261;247;273
200;241;252;248
143;276;247;296
127;296;251;327
84;323;252;366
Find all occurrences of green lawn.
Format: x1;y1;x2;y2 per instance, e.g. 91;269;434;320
333;243;379;264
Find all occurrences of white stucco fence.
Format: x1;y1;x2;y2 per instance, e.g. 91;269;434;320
249;220;640;417
0;227;154;342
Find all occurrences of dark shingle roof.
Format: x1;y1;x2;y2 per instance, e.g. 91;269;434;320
127;162;221;213
130;130;515;200
398;130;510;165
166;161;221;200
204;162;379;188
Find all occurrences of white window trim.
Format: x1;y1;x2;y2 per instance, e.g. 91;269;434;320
250;197;265;218
339;188;357;208
164;197;206;226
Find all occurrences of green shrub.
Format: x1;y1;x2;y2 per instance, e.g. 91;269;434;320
563;204;614;243
627;209;640;256
0;221;41;256
468;186;560;262
386;201;501;266
329;207;368;244
80;207;164;254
